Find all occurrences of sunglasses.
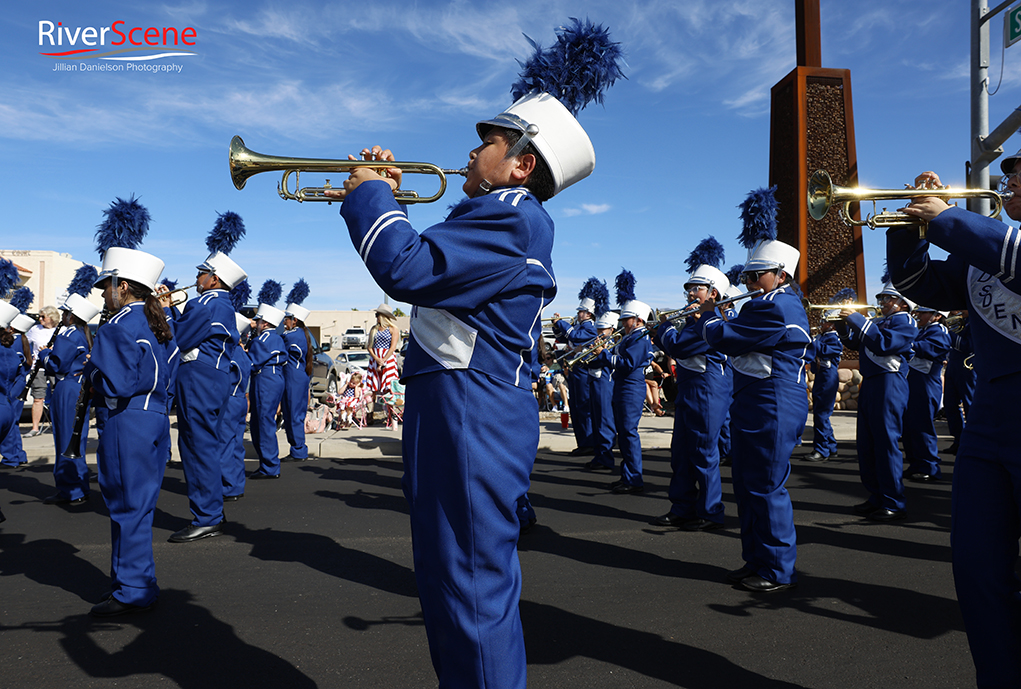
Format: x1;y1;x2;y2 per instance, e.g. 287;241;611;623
740;270;773;284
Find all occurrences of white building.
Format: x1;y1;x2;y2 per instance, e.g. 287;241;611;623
0;250;103;314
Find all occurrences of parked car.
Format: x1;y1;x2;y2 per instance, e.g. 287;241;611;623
333;349;372;376
308;340;346;401
342;327;367;349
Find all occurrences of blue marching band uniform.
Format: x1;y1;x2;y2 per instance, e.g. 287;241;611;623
43;320;92;502
943;316;976;453
808;325;842;460
222;316;252;500
280;306;311;462
587;310;618;471
1;317;32;468
887;189;1021;687
248;298;286;479
904;311;951;480
553;296;597;454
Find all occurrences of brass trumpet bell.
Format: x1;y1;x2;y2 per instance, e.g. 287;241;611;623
229;136;467;204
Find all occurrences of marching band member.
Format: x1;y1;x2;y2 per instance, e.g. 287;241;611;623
942;310;974;455
653;237;732;530
247;281;286;480
41;292;99;506
223;282;253;502
157;278;182;466
717;266;745;466
585;307;618;472
0;300;23;522
886;158;1021;687
596;270;653;495
698;187;811;592
85;199;172;617
0;286;35;470
552;278;604;456
325;18;622;688
838;276;916;521
804;288;854;462
280;280;313;459
170;212;246;543
903;305;950;481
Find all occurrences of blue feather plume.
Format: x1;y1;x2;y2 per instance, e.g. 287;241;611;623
578;277;601;302
738;187;779;249
95;196;151;258
286;278;310;306
160;278;178;291
257;279;282;307
230;279;252;312
881;263;890;285
207;211;246;255
10;287;33;313
0;258;18;298
614;269;635;306
725;264;744;286
685;236;725;274
511;18;627;117
830;288;858;304
593;279;610;316
67;265;99;298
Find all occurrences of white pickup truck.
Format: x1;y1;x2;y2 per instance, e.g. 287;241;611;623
342;327;368;349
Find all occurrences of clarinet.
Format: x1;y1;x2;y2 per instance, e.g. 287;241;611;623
19;326;61;402
63;376;93;460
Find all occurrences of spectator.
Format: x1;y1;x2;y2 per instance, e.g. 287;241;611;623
25;305;59;437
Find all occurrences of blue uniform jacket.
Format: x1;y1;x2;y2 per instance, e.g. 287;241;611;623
948;321;974;368
554;318;597;347
230;347;253;397
43;326;89;381
174;289;238;373
282;328;309;376
909;322;951;382
658;315;729;382
598;326;653;382
0;345;21;398
840;311;916;379
84;303;169;413
341;181;556;390
810;330;842;374
249;330;285;372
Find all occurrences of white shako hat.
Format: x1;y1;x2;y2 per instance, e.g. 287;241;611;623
198;252;247;290
95;247;165;291
255;303;285;328
577;297;596;313
1000;146;1021;174
235;312;253;337
685;265;730;294
10;313;35;333
743;239;800;277
876;282;916;311
724;284;745;300
595;310;619;330
61;293;101;323
0;301;18;328
285;304;311;323
620;300;651;322
477;91;595;197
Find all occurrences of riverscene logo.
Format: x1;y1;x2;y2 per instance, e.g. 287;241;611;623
39;19;198;70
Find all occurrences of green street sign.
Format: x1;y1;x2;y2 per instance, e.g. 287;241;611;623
1006;4;1021;48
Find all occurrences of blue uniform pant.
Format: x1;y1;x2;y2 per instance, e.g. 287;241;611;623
811;365;839;457
0;397;26;466
221;393;248;497
951;452;1021;688
590;369;615;469
567;368;594;449
730;379;804;584
667;373;727;522
97;407;169;607
943;363;975;441
904;372;942;478
612;373;645;487
176;362;229;526
403;370;533;689
281;368;309;459
51;377;89;501
856;373;908;511
250;368;285;476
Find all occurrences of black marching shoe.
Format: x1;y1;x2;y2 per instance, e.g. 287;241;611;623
852;500;880;516
570;446;595;457
651;512;687;527
90;595;156;617
682;518;724;532
42;493;89;506
247;472;280;480
803;451;830;463
169;523;224;543
867;508;907;522
280;455;307;463
223;494;244;502
740;574;797;593
726;566;755;584
906;472;939;483
611;482;644;495
583;460;613;472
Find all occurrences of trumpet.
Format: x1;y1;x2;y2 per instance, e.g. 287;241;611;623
229;136;468;204
156;281;198;307
807;169;1006;238
802;298;878;320
656;288;766;324
943;314;967;333
562;330;623;370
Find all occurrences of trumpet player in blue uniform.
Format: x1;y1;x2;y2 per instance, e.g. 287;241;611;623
697;188;811;592
0;300;24;523
594;270;653;495
942;310;975;455
41;293;99;506
805;289;853;462
838;276;916;521
170;212;246;543
280;280;313;463
886;158;1021;688
903;305;950;481
86;234;173;616
247;283;286;480
653;238;732;530
324;19;622;688
552;278;604;456
585;307;618;472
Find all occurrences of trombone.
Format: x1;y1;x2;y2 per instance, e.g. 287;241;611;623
229;136;468;204
802;298;878;321
807;169;1006;238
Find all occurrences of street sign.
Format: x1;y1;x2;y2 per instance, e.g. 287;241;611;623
1006;3;1021;48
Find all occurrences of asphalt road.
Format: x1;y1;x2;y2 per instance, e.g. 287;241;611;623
0;410;973;688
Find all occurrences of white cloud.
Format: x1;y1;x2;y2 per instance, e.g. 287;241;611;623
562;203;611;217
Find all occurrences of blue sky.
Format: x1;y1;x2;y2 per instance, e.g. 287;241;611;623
4;1;1021;314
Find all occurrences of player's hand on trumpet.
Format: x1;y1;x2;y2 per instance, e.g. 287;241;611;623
897;171;951;223
322;145;403;200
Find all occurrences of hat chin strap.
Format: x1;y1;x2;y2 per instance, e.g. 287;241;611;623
473;123;540;198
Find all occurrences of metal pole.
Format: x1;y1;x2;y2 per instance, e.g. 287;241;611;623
971;0;991;212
